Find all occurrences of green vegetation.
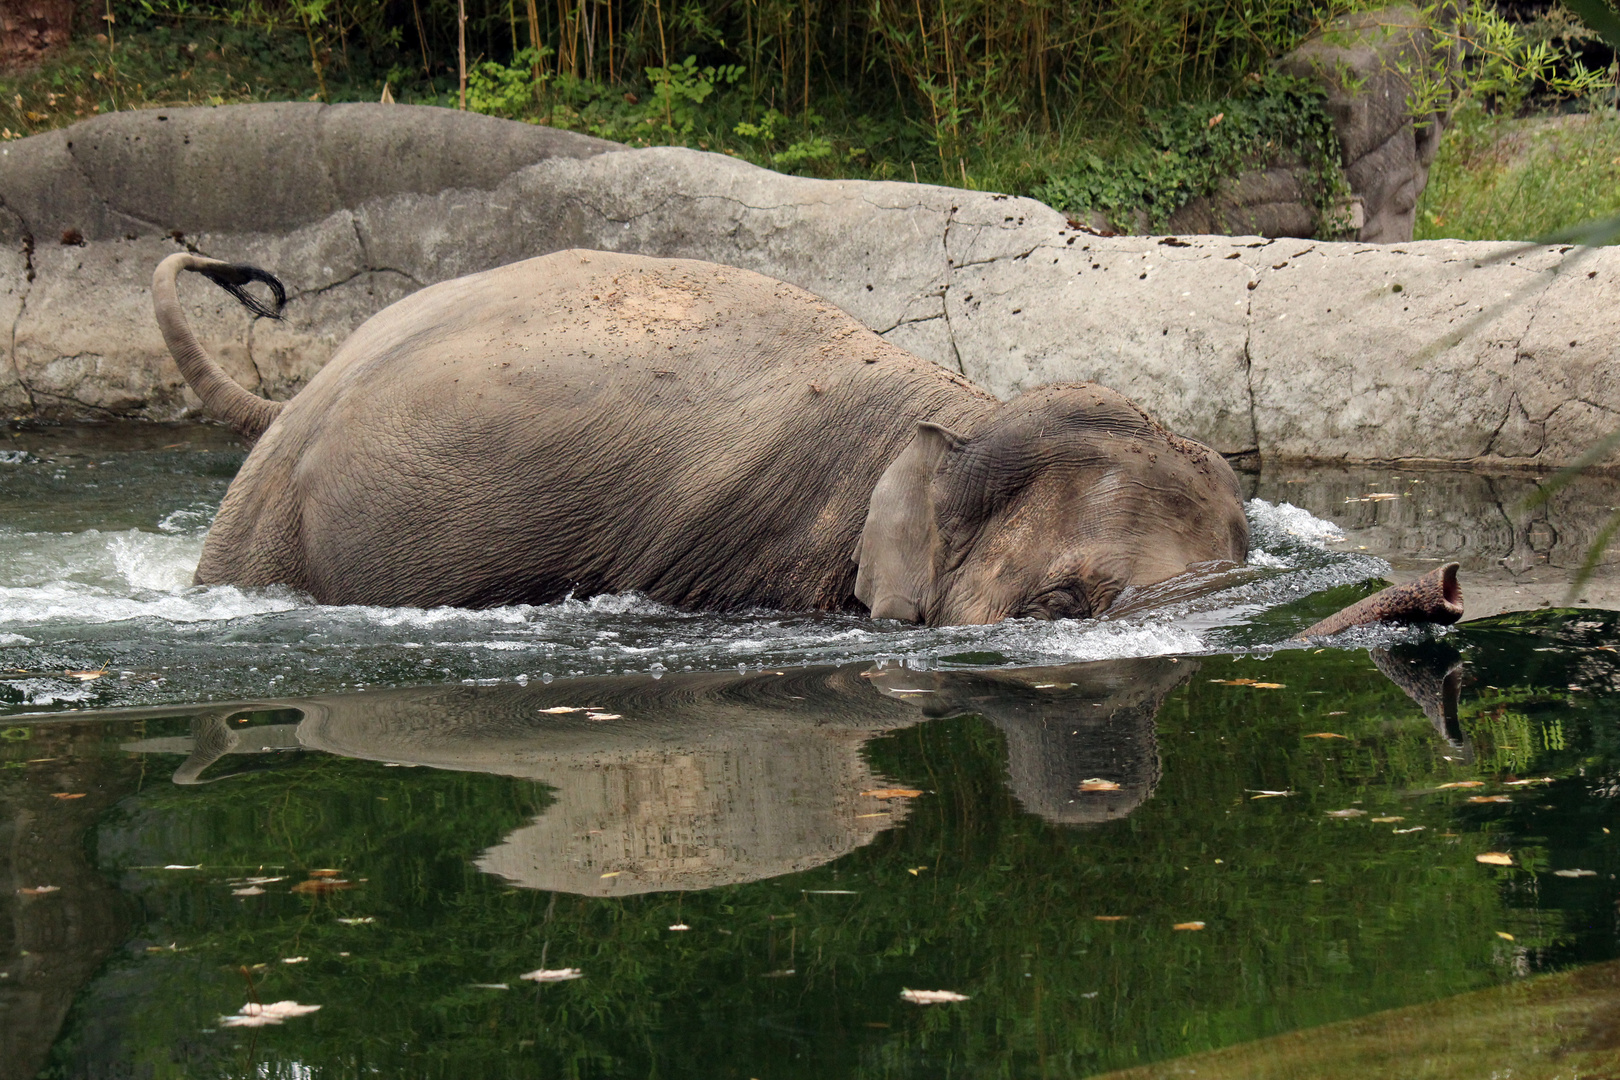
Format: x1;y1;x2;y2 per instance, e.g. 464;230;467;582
1416;104;1620;241
29;614;1620;1078
3;2;1617;236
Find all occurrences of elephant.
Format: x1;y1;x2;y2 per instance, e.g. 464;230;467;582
154;248;1253;624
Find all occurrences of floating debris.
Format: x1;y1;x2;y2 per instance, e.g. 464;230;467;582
1476;852;1515;866
1093;915;1127;922
282;956;309;964
18;885;59;895
538;707;586;713
520;968;584;982
1304;732;1349;740
470;983;509;990
1247;790;1293;798
1436;782;1485;790
337;917;375;925
1173;921;1206;931
1394;826;1426;834
1496;931;1515;941
668;924;690;931
1554;869;1598;878
219;1001;321;1028
861;788;923;800
901;989;969;1005
1326;809;1367;818
291;878;352;894
1371;817;1404;823
232;886;265;897
1079;778;1121;792
1468;795;1512;804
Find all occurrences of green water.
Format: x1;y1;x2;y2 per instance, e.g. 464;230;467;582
7;616;1619;1079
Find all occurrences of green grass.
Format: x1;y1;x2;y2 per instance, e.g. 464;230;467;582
1416;102;1620;242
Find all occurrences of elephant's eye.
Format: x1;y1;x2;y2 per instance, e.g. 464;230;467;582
1018;585;1091;621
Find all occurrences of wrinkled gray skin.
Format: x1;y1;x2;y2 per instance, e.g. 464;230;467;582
153;248;1250;624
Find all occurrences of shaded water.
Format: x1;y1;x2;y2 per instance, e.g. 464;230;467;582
3;424;1620;1078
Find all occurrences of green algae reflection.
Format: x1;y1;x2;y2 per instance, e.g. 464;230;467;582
19;612;1620;1079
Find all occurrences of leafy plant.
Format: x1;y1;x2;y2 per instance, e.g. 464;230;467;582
1033;73;1349;234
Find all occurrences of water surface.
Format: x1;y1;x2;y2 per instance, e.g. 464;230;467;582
3;423;1619;1079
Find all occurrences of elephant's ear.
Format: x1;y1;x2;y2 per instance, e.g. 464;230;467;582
853;422;965;621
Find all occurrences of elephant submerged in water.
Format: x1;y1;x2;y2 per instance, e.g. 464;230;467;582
155;248;1253;624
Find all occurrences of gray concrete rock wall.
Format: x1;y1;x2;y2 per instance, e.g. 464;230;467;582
2;103;1616;470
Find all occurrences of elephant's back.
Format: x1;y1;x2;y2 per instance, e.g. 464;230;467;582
295;249;929;409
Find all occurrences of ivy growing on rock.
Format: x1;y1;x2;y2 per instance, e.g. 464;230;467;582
1032;73;1350;236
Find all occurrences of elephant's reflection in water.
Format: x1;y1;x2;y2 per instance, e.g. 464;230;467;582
122;648;1462;896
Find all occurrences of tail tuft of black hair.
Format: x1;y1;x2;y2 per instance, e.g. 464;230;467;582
197;263;287;320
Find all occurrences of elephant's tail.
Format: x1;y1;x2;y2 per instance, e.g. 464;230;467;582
152;252;287;442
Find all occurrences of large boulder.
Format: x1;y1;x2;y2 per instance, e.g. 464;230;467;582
1;102;1616;472
1277;4;1453;243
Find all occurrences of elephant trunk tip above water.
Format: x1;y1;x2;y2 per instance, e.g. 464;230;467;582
152;247;1252;626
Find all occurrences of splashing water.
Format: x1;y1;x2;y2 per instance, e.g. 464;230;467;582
0;432;1390;713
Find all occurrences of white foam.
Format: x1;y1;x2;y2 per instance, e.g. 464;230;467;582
1023;619;1205;662
1247;499;1346;546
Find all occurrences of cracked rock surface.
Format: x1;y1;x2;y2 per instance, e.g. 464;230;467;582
2;103;1616;470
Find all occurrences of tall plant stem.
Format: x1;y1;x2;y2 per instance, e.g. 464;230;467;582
411;0;431;76
299;4;328;102
457;0;467;108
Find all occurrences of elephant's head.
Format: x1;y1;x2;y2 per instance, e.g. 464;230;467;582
853;384;1248;625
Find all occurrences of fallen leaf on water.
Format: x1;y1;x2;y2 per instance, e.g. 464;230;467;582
232;886;265;896
470;983;509;990
1555;869;1598;878
520;968;584;982
586;712;622;721
1504;777;1555;786
1305;732;1349;739
1210;678;1257;685
1496;931;1515;941
907;866;928;875
1371;816;1404;823
1250;682;1286;689
51;792;86;800
1477;852;1515;866
239;876;285;885
1173;921;1206;931
539;707;585;713
1247;790;1293;798
901;989;969;1004
1327;710;1348;716
861;788;923;800
18;885;59;895
599;871;622;879
1326;809;1367;817
290;878;352;894
219;1000;321;1027
1394;826;1426;834
855;812;890;819
1437;781;1485;790
337;917;375;925
308;869;343;877
282;956;308;964
162;864;200;870
1093;915;1128;921
668;924;690;931
1079;778;1121;791
64;669;105;681
1468;795;1512;804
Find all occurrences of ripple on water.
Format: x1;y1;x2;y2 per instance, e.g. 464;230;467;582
0;500;1388;712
